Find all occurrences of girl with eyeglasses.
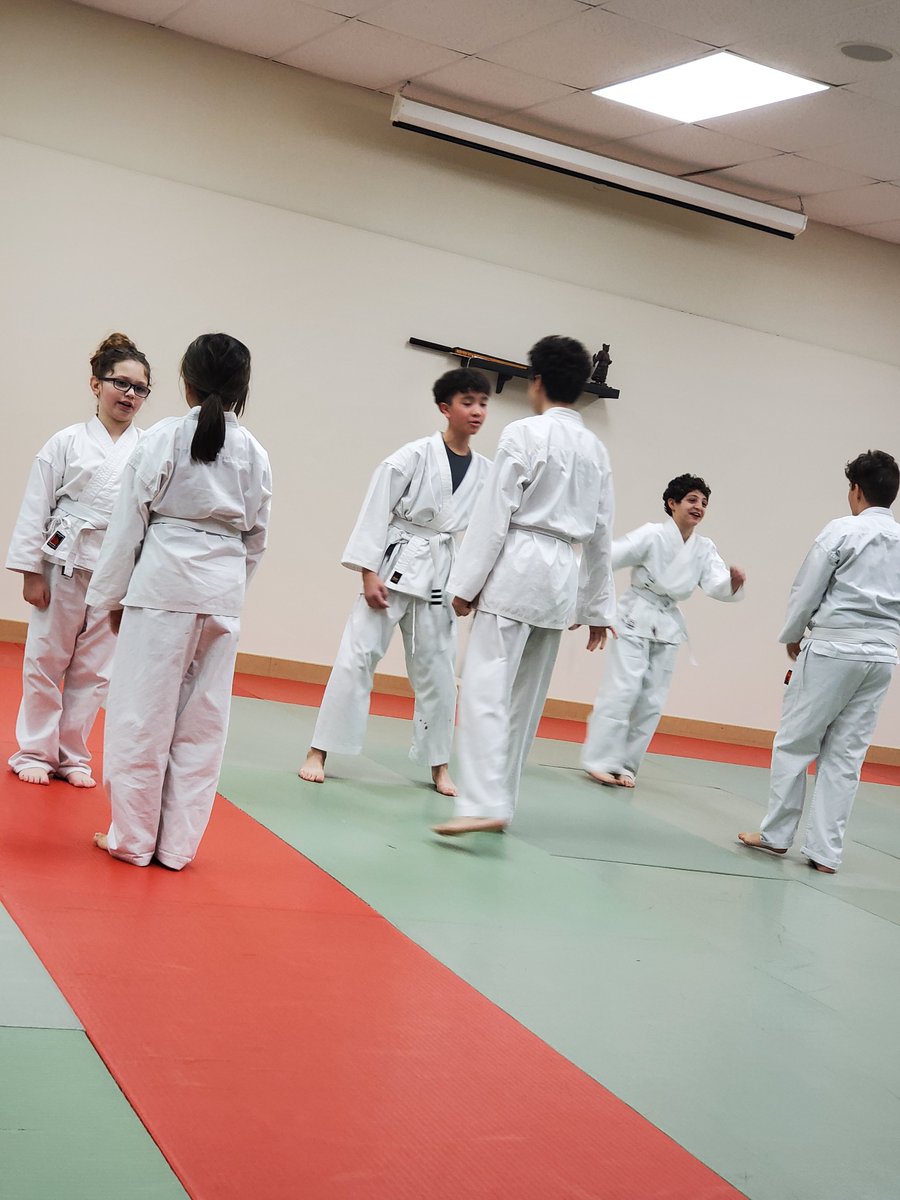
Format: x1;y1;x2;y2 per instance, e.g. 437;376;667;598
6;332;150;788
87;332;271;870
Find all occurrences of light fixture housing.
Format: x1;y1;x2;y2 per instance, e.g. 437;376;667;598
593;51;828;123
391;96;806;239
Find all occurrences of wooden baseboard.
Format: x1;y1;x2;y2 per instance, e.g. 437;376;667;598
0;619;27;643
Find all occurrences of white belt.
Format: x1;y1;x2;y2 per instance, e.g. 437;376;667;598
391;517;451;542
806;626;899;648
632;583;678;611
45;497;109;576
150;514;242;539
508;522;574;544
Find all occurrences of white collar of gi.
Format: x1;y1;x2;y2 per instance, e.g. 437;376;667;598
186;407;238;424
858;506;894;518
540;405;583;422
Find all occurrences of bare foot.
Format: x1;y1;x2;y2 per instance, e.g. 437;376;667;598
586;770;619;787
738;832;787;856
299;748;326;783
616;773;636;789
16;767;50;786
66;772;96;789
432;816;507;836
808;858;836;874
92;832;109;851
431;764;457;797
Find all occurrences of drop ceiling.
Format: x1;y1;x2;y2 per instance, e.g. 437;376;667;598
78;0;900;243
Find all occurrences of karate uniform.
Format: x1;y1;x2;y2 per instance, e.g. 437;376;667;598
448;406;615;824
582;520;742;781
311;432;490;765
85;409;271;869
6;417;142;780
759;507;900;869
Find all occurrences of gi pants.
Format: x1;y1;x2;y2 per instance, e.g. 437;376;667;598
760;646;892;869
312;591;456;766
582;632;678;780
9;563;114;780
102;607;240;869
453;610;561;824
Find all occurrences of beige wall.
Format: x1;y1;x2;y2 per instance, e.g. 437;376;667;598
3;0;900;742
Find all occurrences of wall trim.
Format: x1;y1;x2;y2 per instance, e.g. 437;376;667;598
2;627;897;765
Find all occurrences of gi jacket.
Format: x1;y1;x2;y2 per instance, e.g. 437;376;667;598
448;407;615;630
614;519;741;645
85;409;271;618
341;432;491;602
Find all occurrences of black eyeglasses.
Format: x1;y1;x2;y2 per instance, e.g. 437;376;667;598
100;376;151;400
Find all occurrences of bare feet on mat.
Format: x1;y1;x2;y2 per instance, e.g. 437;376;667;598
586;770;619;787
616;774;636;789
738;832;787;855
16;767;50;785
431;764;457;797
92;832;109;851
66;772;96;789
299;748;326;783
432;816;507;836
808;858;836;874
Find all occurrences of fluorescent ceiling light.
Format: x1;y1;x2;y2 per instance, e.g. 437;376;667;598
391;96;806;238
594;51;828;123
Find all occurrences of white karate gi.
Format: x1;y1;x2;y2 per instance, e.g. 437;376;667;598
6;417;142;780
759;507;900;869
582;520;742;781
311;432;490;765
448;407;615;823
85;409;271;869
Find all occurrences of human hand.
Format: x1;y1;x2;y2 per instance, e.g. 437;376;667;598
362;569;390;610
586;625;614;652
730;566;746;593
786;642;801;661
22;571;50;610
109;609;123;636
453;596;473;618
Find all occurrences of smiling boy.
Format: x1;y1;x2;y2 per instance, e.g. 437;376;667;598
583;474;745;788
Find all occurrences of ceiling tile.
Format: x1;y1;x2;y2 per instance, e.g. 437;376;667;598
598;0;873;49
76;0;186;20
844;68;900;109
699;153;876;200
409;59;575;113
514;90;678;145
594;125;774;175
729;0;900;87
806;132;900;181
801;181;900;224
277;20;464;90
847;217;900;242
166;0;347;58
363;0;589;56
699;86;889;153
298;0;390;14
483;7;709;90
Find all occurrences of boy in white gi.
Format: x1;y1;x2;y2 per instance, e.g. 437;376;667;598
299;369;491;796
583;474;745;788
87;333;271;870
6;333;150;788
434;336;615;836
740;450;900;874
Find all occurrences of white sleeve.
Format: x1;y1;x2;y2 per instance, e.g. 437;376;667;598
84;458;154;610
611;523;656;571
5;456;60;574
340;450;419;574
243;457;272;586
447;444;527;602
575;466;616;626
778;537;836;644
699;543;743;603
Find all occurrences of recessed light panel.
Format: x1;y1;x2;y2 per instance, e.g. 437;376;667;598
594;51;828;123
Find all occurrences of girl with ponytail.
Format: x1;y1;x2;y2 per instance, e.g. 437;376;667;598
6;332;150;787
86;333;271;870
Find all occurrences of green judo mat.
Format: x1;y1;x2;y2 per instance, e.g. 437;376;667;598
219;695;900;1200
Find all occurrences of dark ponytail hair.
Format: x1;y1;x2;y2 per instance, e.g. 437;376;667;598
181;333;251;464
90;332;151;383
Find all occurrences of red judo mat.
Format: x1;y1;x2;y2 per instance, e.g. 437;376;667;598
0;645;745;1200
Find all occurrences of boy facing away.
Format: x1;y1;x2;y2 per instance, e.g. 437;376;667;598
582;474;745;788
434;335;615;836
300;369;491;794
740;450;900;873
